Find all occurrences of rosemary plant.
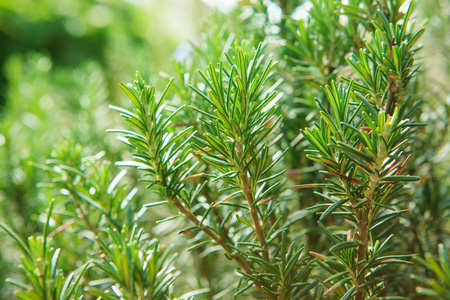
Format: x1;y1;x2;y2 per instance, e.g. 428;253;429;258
1;0;447;299
298;1;424;298
111;43;316;299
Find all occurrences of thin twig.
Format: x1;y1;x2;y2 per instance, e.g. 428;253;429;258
236;141;270;262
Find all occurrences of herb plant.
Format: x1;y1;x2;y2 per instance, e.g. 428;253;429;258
0;0;448;299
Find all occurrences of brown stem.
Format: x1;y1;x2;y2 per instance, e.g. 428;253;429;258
203;180;230;238
236;141;270;262
153;142;273;296
279;0;287;11
173;199;276;299
385;79;397;116
76;203;97;232
355;173;378;300
241;172;270;262
172;200;251;273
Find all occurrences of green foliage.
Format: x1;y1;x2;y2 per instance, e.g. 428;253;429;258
286;0;356;88
110;74;195;203
299;2;425;298
0;201;89;300
112;44;316;298
87;225;178;300
0;0;449;299
40;141;139;232
413;244;450;299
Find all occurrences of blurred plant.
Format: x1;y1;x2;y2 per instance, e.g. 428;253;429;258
0;201;90;300
285;0;356;90
402;0;450;258
0;54;115;243
412;243;450;299
39;141;140;233
86;224;179;300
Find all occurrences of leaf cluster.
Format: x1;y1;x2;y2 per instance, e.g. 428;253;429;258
0;201;89;300
87;225;178;300
298;1;425;298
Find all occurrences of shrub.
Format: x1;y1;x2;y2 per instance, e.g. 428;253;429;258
0;0;448;299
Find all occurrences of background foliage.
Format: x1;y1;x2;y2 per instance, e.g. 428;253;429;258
0;0;448;299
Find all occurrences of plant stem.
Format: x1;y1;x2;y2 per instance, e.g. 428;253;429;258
172;199;251;273
241;171;270;261
70;183;99;234
152;139;273;296
385;78;397;115
355;173;378;300
236;141;270;262
203;178;230;238
173;198;276;299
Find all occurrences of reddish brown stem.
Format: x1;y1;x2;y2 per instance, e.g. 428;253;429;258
235;141;270;262
241;172;270;262
172;200;251;270
355;173;378;300
173;199;276;298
